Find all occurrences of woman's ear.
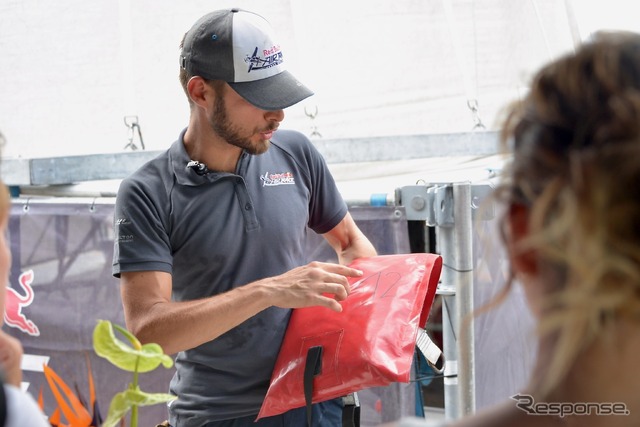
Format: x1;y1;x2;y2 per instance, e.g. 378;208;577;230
508;203;537;276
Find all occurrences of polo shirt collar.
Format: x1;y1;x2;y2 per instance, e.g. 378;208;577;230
170;128;245;186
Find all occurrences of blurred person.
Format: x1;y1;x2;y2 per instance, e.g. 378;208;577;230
112;8;377;427
0;162;50;426
389;31;640;427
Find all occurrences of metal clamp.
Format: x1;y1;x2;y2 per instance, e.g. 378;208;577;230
396;183;495;224
123;115;145;150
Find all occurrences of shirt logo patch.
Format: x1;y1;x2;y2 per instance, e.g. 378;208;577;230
261;171;295;187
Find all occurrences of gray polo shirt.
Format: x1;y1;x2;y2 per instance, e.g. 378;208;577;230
112;128;348;425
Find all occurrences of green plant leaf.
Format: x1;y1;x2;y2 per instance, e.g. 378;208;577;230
93;320;173;373
112;323;142;350
102;387;177;427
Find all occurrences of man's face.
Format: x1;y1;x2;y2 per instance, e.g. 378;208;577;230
207;83;284;155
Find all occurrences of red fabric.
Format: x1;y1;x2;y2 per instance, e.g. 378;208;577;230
257;253;443;420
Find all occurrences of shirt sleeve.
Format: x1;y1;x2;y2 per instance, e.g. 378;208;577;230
112;173;173;277
299;134;348;234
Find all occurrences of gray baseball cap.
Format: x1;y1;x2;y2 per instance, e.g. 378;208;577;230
180;8;314;111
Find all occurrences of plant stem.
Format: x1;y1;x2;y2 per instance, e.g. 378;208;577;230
130;356;141;427
131;404;139;427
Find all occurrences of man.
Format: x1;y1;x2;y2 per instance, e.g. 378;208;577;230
112;8;377;427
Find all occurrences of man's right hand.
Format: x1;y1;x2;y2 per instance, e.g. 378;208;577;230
263;261;364;312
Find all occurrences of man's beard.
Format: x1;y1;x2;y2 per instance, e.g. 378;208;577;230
208;95;273;155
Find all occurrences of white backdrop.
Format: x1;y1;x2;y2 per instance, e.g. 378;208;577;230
0;0;587;159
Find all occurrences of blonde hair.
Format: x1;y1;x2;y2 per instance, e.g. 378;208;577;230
495;31;640;397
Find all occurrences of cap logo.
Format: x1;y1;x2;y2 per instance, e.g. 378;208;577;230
245;45;283;73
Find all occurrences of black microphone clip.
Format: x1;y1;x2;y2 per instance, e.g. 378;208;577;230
187;160;209;176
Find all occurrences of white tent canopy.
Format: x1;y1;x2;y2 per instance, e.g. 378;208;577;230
1;0;635;160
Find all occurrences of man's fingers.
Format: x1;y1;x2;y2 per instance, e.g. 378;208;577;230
316;295;343;313
322;281;349;301
310;261;363;278
272;261;367;310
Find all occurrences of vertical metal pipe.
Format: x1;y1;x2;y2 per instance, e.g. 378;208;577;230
436;182;475;420
453;183;476;417
439;290;458;420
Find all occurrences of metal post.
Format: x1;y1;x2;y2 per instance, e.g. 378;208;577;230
439;284;458;420
435;182;475;420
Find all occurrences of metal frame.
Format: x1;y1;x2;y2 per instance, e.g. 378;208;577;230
0;131;499;187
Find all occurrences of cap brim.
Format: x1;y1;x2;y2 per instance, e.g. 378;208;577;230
228;70;314;110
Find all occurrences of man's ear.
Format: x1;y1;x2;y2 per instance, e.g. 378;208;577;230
186;76;210;108
508;203;537;275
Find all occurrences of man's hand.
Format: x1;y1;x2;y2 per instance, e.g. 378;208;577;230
265;261;363;312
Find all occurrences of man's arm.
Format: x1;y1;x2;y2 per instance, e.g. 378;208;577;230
120;260;364;355
322;211;377;265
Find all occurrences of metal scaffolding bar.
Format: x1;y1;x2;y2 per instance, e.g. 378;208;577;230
0;131;498;186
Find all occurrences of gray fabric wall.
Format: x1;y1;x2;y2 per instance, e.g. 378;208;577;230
5;200;419;426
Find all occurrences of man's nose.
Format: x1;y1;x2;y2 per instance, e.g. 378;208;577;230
265;109;284;123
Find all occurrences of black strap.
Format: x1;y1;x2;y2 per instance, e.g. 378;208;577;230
303;346;323;427
341;393;360;427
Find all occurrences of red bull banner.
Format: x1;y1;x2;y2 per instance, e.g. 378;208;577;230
5;269;39;336
5;198;416;426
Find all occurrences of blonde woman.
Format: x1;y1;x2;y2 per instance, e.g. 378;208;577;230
393;31;640;427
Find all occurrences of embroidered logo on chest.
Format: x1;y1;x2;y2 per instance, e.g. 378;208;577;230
260;171;295;187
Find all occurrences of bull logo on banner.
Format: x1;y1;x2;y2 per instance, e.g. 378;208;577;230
4;270;40;336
